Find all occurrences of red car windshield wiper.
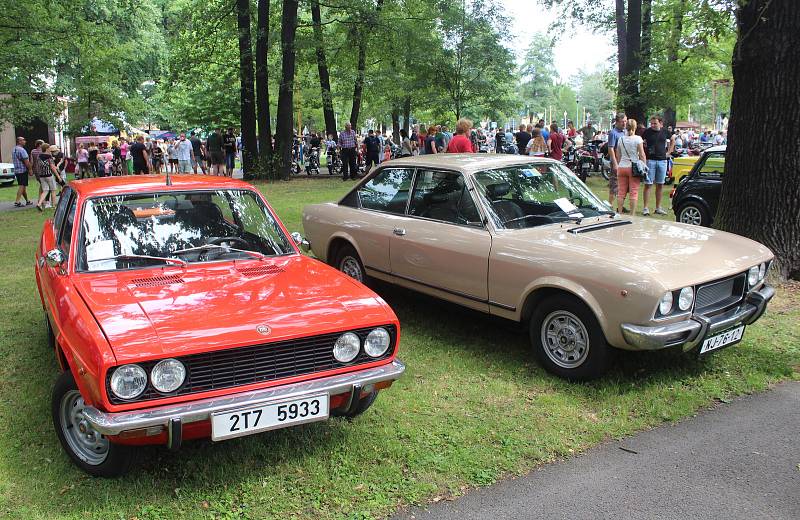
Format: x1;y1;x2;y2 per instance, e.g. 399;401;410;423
90;254;188;267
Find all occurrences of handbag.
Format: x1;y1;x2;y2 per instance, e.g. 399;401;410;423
621;138;647;178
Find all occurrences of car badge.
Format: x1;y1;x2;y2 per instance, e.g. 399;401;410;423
256;325;272;336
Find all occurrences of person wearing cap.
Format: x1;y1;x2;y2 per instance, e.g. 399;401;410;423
12;136;33;207
35;143;63;211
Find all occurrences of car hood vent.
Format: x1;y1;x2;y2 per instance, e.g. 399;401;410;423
568;220;633;234
236;265;285;277
131;275;186;287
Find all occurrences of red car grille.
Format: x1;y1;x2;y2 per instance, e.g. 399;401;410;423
106;325;396;404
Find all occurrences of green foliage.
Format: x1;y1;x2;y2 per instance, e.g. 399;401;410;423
0;0;165;132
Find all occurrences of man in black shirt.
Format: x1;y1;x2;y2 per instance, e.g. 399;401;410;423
130;135;149;175
363;129;381;172
223;127;237;175
641;115;674;216
190;131;206;174
514;124;531;155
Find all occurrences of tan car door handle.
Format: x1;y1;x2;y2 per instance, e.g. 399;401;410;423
393;228;406;236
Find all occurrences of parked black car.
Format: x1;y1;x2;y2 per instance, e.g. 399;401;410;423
671;146;725;227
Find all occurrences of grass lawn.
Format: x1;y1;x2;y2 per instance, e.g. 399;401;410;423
0;176;797;519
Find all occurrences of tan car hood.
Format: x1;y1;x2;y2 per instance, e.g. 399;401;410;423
499;217;772;289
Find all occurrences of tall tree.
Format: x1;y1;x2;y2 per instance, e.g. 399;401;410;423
236;0;258;175
663;0;687;128
349;0;384;128
255;0;273;175
310;0;337;138
621;0;644;123
716;0;799;281
275;0;299;180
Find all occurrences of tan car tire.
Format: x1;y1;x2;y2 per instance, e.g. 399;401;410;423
529;293;611;381
335;245;368;284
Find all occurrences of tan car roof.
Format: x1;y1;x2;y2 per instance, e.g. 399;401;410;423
380;153;559;175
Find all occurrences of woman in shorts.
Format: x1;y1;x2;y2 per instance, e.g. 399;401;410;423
35;143;63;211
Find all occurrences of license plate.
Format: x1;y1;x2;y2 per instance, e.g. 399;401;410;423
700;325;745;354
211;394;329;441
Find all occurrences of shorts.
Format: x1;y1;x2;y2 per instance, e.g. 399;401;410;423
645;160;667;185
133;161;149;174
39;175;57;192
191;156;202;168
608;171;618;196
169;158;179;165
178;160;192;172
15;172;28;186
210;150;224;165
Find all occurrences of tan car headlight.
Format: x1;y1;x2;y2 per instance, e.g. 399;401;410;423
758;262;766;281
747;266;759;288
658;291;674;315
677;287;694;312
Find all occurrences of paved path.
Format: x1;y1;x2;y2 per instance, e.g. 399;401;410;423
394;382;800;520
0;200;38;213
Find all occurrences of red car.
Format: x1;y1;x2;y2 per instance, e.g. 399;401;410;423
35;175;404;476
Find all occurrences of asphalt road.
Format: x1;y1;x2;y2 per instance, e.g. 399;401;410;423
394;382;800;520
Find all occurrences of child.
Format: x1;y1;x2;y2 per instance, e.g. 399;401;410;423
383;144;391;162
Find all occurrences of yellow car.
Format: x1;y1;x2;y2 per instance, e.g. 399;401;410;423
670;155;701;185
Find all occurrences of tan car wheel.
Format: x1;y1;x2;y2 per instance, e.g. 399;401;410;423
335;245;367;284
529;294;611;381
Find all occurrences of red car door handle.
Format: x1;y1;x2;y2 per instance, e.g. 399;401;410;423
393;228;406;236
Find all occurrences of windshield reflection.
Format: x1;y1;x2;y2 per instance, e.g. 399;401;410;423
80;189;293;271
473;163;612;229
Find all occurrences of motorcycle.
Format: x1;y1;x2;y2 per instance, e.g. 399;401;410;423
327;149;342;176
305;147;321;175
575;140;609;182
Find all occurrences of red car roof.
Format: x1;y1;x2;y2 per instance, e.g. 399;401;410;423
69;175;254;197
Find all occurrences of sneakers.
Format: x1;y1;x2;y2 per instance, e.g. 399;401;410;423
654;207;668;215
642;207;650;216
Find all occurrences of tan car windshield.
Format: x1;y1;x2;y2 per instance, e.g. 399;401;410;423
473;163;611;229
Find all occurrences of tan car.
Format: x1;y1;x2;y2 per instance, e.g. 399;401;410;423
300;154;774;380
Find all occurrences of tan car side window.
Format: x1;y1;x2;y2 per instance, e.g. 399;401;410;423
358;168;414;214
408;170;481;225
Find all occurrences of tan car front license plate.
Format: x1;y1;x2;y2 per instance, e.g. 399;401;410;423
700;325;745;354
211;394;329;441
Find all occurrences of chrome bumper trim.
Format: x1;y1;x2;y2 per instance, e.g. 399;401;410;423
620;285;774;351
83;360;405;436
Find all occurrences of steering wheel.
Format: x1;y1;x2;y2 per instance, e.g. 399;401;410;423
207;236;250;248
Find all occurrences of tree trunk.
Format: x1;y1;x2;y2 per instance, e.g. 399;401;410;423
663;0;686;129
256;0;272;177
641;0;652;74
236;0;258;176
717;0;800;280
276;0;299;181
311;0;337;139
350;28;366;128
391;106;400;144
402;96;411;134
615;0;627;103
622;0;644;124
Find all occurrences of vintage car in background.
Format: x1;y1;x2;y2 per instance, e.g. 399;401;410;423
36;175;403;476
302;154;773;381
1;162;16;186
671;146;726;227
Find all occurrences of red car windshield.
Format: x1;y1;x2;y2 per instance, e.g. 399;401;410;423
79;189;293;271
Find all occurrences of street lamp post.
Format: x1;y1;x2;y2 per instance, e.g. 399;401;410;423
576;97;580;128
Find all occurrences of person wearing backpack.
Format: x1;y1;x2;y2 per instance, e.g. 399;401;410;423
614;119;647;216
35;143;63;211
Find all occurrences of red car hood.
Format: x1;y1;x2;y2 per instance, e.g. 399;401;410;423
73;255;394;363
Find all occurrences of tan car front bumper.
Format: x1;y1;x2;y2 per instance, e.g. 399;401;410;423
620;286;774;351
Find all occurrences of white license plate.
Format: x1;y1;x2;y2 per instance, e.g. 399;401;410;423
211;394;329;441
700;325;745;354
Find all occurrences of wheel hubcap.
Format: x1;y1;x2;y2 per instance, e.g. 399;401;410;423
680;207;702;225
541;311;590;369
340;256;363;282
60;390;109;465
